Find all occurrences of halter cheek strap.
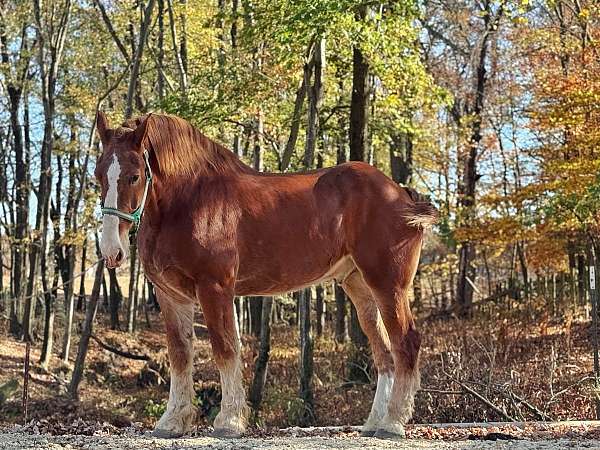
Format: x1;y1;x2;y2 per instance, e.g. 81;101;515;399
101;150;153;230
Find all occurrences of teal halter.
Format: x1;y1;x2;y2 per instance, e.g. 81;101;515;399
101;150;153;230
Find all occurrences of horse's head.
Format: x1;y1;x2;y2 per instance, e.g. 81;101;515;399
94;111;151;268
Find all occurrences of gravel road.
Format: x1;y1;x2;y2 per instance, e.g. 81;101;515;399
1;428;599;450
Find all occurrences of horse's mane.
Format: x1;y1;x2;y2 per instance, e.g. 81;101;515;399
121;113;248;178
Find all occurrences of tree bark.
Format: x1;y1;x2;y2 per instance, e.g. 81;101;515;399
349;34;370;162
516;241;529;299
334;102;348;343
230;0;238;48
390;132;413;186
303;38;324;168
59;122;79;362
347;13;371;377
334;282;348;343
249;297;263;338
454;1;501;318
157;0;165;101
298;287;314;424
249;296;273;414
0;21;32;314
315;284;325;336
125;0;156;119
578;253;586;305
166;0;188;96
69;260;104;400
280;43;315;171
77;239;88;311
24;0;72;342
127;244;139;333
41;151;65;368
109;268;123;330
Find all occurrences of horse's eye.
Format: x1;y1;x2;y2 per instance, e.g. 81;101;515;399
130;175;140;185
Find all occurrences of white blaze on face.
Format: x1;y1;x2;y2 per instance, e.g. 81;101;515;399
100;154;129;266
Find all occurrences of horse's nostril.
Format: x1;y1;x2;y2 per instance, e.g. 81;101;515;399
116;250;123;263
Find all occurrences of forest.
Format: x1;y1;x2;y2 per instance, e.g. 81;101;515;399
0;0;600;444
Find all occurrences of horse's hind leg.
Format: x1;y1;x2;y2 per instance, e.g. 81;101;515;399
197;284;248;438
342;270;395;436
353;237;423;439
152;289;197;438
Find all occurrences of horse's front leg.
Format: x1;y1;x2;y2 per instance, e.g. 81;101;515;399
197;283;248;438
152;289;197;438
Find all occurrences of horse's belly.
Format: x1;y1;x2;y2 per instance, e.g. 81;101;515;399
234;254;354;296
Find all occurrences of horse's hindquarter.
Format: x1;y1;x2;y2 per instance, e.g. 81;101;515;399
234;169;351;296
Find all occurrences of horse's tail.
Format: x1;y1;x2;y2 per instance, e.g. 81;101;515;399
402;187;439;230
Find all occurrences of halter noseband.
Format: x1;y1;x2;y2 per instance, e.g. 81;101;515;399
101;150;153;230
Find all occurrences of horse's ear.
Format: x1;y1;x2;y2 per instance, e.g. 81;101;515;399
132;114;152;152
96;110;112;148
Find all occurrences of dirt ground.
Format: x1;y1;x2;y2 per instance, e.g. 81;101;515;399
2;424;600;449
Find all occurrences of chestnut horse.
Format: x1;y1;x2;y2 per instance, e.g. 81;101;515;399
94;112;437;439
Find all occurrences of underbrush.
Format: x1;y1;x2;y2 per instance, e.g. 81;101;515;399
0;298;596;431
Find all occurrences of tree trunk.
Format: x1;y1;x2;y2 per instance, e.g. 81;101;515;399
157;0;165;101
413;268;422;313
578;253;586;305
42;151;65;368
39;292;56;369
249;297;263;338
147;278;158;310
516;241;529;300
334;282;348;343
347;18;371;377
315;284;325;336
454;1;501;318
334;98;348;344
349;34;370;162
456;243;476;318
59;125;79;363
231;0;238;48
303;38;324;168
77;239;88;311
178;0;188;75
24;0;72;343
295;37;324;424
1;23;32;332
348;301;371;383
390;132;413;186
125;0;156;119
249;296;273;415
134;269;142;331
127;244;138;333
280;53;311;171
109;268;123;330
167;0;188;96
298;287;314;424
69;260;104;400
235;297;243;332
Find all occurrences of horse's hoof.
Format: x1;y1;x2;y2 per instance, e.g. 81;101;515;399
360;429;377;437
212;428;243;438
374;429;406;440
151;428;185;439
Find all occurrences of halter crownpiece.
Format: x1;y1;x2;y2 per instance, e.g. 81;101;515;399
101;150;153;230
